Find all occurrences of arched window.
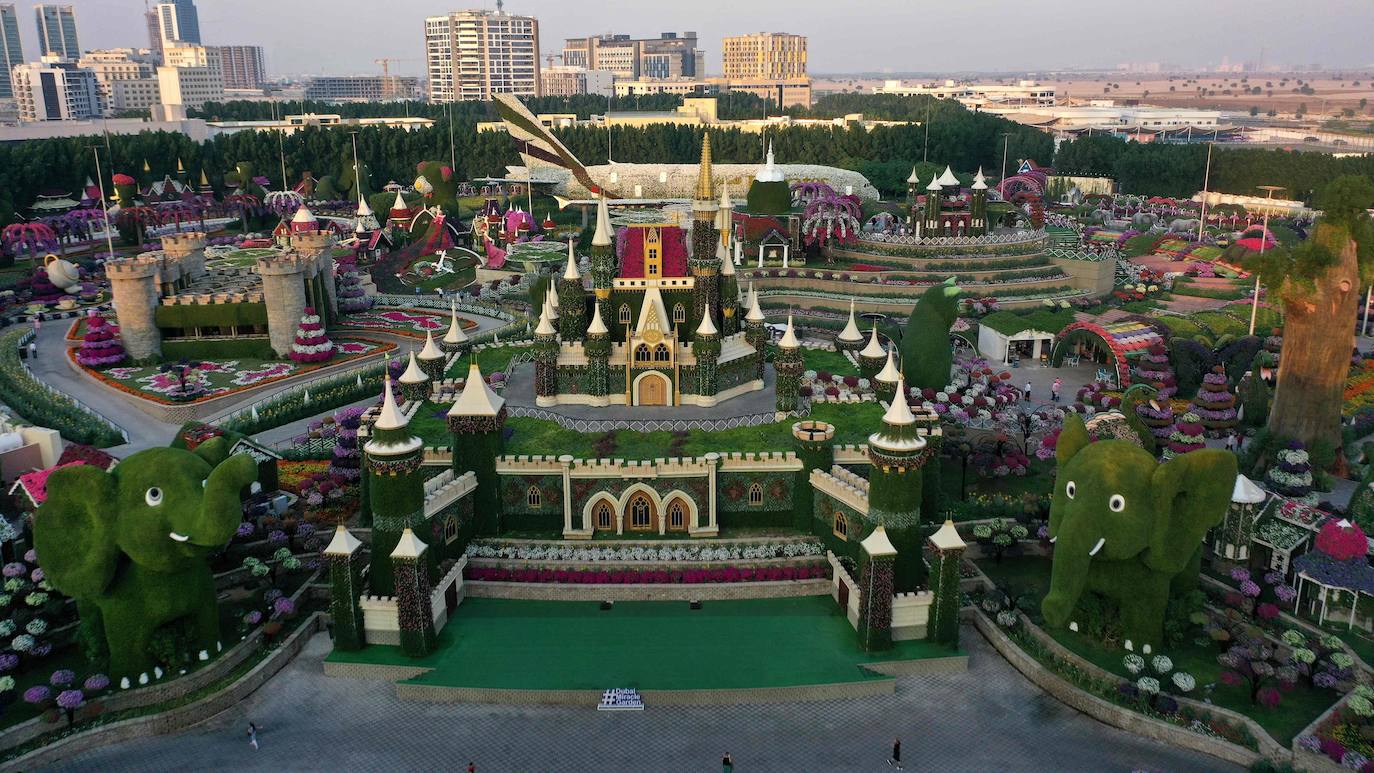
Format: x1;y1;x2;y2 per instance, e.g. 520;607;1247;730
618;304;631;324
672;304;686;323
667;499;687;531
526;486;542;508
634;343;651;362
594;501;613;530
653;343;670;362
629;495;652;530
833;512;848;540
444;516;459;544
748;483;763;506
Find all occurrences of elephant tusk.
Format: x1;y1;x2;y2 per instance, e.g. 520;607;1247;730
1089;537;1105;557
169;531;190;543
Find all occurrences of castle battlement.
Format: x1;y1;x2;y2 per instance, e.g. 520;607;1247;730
160;232;206;256
828;464;870;493
424;470;476;517
792;420;835;443
718;450;801;472
810;468;870;515
289;230;336;256
104;256;162;279
255;252;316;276
833;444;871;464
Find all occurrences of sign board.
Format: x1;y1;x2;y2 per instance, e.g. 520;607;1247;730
597;688;643;711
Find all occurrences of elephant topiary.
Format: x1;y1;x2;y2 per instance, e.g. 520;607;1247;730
34;438;259;680
900;277;962;391
1041;413;1236;651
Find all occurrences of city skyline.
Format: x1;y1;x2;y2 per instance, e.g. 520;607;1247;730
4;0;1370;79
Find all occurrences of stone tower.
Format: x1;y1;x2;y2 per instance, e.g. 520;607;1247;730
256;253;312;358
105;256;163;361
867;375;935;592
160;232;207;282
691;303;721;406
289;230;339;323
447;361;506;535
589;194;616;330
584;303;611;406
364;374;426;597
775;314;802;413
792;419;835;533
689;133;720;325
557;240;586;341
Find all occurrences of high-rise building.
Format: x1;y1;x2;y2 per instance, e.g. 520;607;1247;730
144;4;163;62
425;8;540;102
155;0;200;48
78;48;161;114
157;43;222;114
539;66;614;98
34;4;79;59
721;32;807;80
214;45;265;89
0;4;23;101
304;75;423;102
12;55;103;120
562;32;702;80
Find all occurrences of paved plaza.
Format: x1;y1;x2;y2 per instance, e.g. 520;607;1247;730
48;629;1240;773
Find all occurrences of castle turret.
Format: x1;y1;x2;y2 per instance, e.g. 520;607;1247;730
256;253;312;357
906;166;921;206
441;300;469;355
690;133;721;326
364;374;426;597
873;347;902;404
390;528;437;657
160;232;207;284
692;303;721;406
584;302;611;406
743;283;768;382
835;299;865;353
858;324;887;382
557;239;586;341
718;240;740;337
397;350;431;402
775;314;802;413
970;167;989;237
324;525;366;651
715;183;734;249
590;193;616;328
867;375;935;592
923;173;944;238
533;305;559;406
447;361;506;535
792;420;835;532
417;330;446;381
105;256;163;361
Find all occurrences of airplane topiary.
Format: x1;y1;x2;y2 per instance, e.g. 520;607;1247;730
1041;413;1236;651
900;277;963;391
33;437;259;680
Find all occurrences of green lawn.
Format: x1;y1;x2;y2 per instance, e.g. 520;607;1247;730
978;556;1339;745
328;596;954;690
800;347;859;376
445;345;526;378
409;401;886;458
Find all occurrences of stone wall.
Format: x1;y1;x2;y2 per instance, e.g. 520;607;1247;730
105;257;163;360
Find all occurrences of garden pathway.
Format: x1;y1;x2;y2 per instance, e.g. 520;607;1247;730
47;628;1241;773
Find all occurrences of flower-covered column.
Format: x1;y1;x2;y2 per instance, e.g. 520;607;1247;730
584;304;611;405
1215;475;1267;561
532;307;559;406
927;520;966;648
743;286;768;381
288;307;334;363
857;526;897;652
775;315;803;413
76;317;127;367
1191;365;1238;435
324;526;366;650
390;528;437;657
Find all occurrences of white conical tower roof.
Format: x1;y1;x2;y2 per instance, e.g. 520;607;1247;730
778;313;799;349
906;166;920;184
592;193;614;247
444;301;468;344
587;301;608;335
535;304;556;336
938;165;960;188
356;194;373;216
291;205;318;225
398;351;429;384
391;190;408;212
374;374;408;430
323;524;362;556
448;361;505;417
882;375;917;427
563;240;580;280
755;141;784;183
875;347;901;383
389;528;428;560
717;239;734;275
719;182;733;209
860;324;885;359
546;284;560;312
696;303;718;336
418;330;444;361
746;284;765;322
926;172;943;192
837;299;863;343
972;167;988;191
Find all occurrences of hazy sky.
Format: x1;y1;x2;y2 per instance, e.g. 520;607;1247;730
18;0;1374;78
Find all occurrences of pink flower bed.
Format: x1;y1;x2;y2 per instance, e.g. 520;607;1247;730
465;564;830;584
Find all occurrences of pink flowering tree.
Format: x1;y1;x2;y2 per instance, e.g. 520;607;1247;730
288;307;334;363
1217;631;1297;708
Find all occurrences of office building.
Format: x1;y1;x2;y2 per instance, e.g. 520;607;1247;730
34;4;78;59
144;5;163;62
539;66;613;97
12;55;102;120
872;79;1057;109
214;45;265;89
1;4;23;100
425;8;540;102
721;32;806;80
155;0;200;49
304;75;423;102
614;77;811;109
78;48;161;114
562;32;702;80
157;62;223;113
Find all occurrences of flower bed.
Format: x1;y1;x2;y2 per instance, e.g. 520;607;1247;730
466;539;825;563
77;337;391;405
464;563;830;585
333;309;476;339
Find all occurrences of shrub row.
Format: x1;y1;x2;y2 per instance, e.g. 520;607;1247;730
0;328;124;447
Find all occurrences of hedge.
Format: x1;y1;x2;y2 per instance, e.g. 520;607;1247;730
217;361;387;436
161;338;277;361
0;328;124;447
978;309;1077;337
154;302;268;330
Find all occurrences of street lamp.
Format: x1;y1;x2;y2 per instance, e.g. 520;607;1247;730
90;145;116;259
1197;142;1213;243
1249;184;1284;336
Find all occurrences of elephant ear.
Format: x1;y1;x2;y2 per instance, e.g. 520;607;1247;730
192;436;232;467
33;464;119;598
1056;413;1092;467
1145;449;1238;575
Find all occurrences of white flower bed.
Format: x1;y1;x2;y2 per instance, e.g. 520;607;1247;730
465;539;825;563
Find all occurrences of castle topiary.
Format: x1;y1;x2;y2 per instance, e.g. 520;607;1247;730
76;317;127;367
1163;411;1206;460
1190;366;1237;433
288;307;334;363
1133;343;1177;399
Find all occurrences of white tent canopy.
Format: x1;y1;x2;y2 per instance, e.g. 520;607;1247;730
977;325;1056;365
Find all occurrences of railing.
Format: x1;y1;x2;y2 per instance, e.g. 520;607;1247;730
206;356;387;428
859;229;1045;247
16;330;130;444
505;403;808;433
1044;247;1118;262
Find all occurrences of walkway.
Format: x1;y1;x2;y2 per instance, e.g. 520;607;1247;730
46;628;1239;772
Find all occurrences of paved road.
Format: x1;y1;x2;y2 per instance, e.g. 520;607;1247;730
46;629;1240;773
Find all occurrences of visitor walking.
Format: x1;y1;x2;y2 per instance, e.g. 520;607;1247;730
1051;378;1062;403
722;752;733;772
1023;382;1032;402
888;737;903;769
247;722;260;750
27;341;36;360
1225;432;1238;453
466;763;475;773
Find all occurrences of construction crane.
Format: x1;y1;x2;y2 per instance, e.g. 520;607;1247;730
374;58;416;100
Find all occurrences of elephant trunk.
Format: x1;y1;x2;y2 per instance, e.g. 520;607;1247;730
198;454;259;547
1042;527;1098;629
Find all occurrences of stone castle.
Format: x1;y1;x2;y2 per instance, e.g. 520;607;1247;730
106;230;339;361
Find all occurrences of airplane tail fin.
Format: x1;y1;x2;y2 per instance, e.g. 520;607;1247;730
493;94;619;198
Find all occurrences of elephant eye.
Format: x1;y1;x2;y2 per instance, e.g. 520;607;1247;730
1065;481;1076;499
145;487;164;507
1109;494;1126;512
